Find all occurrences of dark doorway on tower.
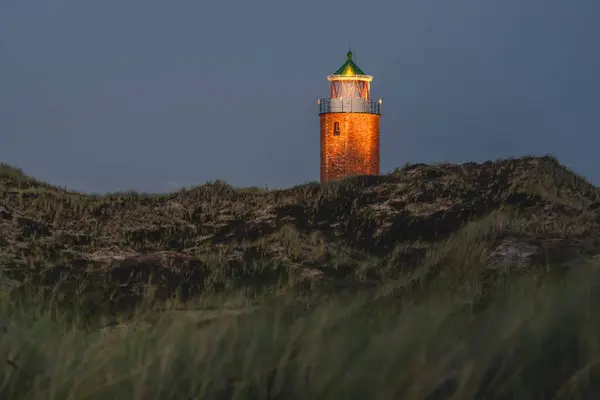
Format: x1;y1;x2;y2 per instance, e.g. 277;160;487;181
334;122;340;136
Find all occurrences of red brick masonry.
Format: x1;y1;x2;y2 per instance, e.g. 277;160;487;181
320;113;380;182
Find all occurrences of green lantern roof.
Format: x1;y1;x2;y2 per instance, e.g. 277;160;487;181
333;50;366;76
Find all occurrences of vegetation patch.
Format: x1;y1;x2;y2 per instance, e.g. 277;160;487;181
1;156;600;397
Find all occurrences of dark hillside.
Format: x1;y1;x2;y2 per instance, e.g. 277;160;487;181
1;156;599;311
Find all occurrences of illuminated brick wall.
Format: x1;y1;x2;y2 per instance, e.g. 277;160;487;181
320;113;380;182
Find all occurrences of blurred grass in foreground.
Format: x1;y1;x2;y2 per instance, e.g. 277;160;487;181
1;258;600;400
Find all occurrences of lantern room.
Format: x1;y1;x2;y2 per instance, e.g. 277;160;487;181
328;50;373;100
318;49;381;115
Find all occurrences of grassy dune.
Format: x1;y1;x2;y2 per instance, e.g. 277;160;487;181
2;258;600;399
2;156;600;398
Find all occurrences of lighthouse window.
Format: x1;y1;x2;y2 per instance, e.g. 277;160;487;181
334;122;340;136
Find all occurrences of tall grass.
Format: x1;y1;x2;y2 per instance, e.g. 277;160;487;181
1;258;600;399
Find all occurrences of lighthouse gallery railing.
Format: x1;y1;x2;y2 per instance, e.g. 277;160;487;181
318;98;382;115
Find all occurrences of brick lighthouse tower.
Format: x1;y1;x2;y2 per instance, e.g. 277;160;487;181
318;49;382;183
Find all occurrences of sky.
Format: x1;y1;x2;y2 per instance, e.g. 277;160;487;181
1;0;599;193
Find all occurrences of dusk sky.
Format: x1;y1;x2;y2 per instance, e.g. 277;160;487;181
1;0;599;193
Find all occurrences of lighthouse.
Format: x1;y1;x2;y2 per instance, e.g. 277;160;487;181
318;49;382;183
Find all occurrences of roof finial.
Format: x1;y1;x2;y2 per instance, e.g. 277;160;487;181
347;45;353;61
